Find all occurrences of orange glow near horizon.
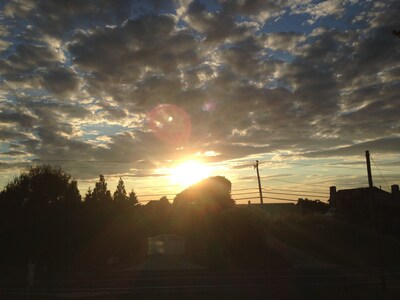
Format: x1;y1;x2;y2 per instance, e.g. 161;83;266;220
169;160;213;188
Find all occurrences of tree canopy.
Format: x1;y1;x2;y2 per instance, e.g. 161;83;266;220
174;176;234;213
85;174;112;203
0;165;81;207
128;189;139;205
114;177;128;202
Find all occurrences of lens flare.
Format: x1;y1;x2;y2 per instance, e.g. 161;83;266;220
147;104;191;145
202;99;217;112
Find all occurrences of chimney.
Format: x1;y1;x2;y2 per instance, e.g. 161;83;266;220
392;184;399;198
329;186;337;207
330;186;337;198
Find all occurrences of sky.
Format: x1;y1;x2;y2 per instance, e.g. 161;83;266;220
0;0;399;204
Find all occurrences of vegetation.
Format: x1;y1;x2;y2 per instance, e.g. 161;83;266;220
0;166;282;271
113;177;128;202
0;165;81;208
85;174;113;204
128;189;139;205
1;165;400;274
297;198;329;215
174;176;235;213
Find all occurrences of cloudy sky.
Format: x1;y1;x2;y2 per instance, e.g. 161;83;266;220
0;0;399;202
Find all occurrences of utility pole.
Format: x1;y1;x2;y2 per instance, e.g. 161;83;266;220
365;150;386;290
365;150;373;188
253;160;264;204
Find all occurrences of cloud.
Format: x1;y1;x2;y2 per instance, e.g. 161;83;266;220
0;0;399;185
4;0;131;39
41;67;80;96
3;0;36;18
302;138;400;158
263;31;306;52
0;109;36;130
0;128;31;141
1;150;27;156
291;0;351;24
0;44;61;79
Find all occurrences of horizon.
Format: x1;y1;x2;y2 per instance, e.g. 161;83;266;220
1;155;396;205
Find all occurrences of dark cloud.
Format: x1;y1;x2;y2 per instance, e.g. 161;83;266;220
67;14;200;109
185;0;251;43
184;0;286;42
1;150;26;156
0;110;36;129
0;128;31;141
0;44;60;79
41;67;80;96
221;36;265;76
281;60;339;116
68;15;196;75
4;0;131;39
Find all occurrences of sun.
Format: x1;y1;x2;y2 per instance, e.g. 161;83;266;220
170;160;212;187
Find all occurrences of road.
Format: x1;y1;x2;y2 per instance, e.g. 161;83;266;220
1;267;400;299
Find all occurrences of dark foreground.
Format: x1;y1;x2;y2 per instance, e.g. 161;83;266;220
1;267;400;300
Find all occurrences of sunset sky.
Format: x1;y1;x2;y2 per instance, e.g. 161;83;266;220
0;0;399;203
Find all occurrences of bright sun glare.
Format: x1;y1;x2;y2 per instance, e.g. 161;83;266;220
170;160;212;187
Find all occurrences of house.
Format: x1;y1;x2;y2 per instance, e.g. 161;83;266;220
328;184;400;229
329;184;400;207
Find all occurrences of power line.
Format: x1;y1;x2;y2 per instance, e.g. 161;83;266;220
266;188;329;196
233;196;262;201
231;191;260;196
231;187;259;192
267;197;298;203
263;167;365;178
371;156;390;190
135;186;324;198
115;190;326;201
262;189;327;199
233;196;298;203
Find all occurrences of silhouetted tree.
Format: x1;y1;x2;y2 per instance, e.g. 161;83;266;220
92;175;112;203
172;176;234;266
128;189;139;205
159;196;170;205
84;187;94;203
0;165;81;207
297;198;329;215
174;176;234;213
113;177;128;202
